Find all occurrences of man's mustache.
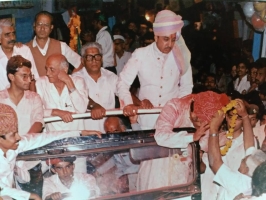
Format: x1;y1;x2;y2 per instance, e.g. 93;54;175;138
8;40;16;44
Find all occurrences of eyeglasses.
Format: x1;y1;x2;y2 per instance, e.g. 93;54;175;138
15;73;34;81
35;22;51;29
84;54;102;61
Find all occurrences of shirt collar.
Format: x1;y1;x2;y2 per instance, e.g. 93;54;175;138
98;26;108;34
33;36;50;53
152;42;169;60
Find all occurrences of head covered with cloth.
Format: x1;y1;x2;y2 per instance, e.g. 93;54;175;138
155;91;230;151
153;10;189;75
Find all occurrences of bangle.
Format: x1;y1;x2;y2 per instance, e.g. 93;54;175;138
242;115;249;119
210;133;218;137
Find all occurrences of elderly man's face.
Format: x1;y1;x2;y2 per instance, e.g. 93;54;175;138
104;117;125;133
155;33;176;54
45;57;61;83
0;26;16;50
51;161;74;182
82;47;102;74
34;14;53;40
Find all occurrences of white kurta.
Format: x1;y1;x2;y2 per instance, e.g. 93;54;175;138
73;68;118;132
42;173;100;199
32;37;81;68
213;164;251;200
117;41;193;129
0;89;44;136
115;51;131;76
234;75;250;94
96;26;114;68
0;45;39;91
0;131;80;200
36;75;88;132
201;133;250;200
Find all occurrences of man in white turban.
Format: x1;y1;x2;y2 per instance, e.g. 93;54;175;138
117;9;193;130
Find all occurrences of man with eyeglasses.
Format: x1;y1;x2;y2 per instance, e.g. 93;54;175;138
73;42;118;132
27;11;82;77
0;55;44;197
0;18;39;91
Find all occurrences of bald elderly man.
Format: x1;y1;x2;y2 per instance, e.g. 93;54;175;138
118;10;193;130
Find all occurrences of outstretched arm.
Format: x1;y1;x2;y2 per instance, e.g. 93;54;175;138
208;111;225;174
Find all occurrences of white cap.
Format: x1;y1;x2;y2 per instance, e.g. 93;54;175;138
113;35;125;42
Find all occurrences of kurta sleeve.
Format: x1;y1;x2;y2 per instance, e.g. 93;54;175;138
0;182;30;200
42;177;58;199
35;78;52;117
18;131;80;153
31;93;44;125
155;99;193;148
70;77;89;113
178;65;193;98
213;164;251;198
117;50;141;106
60;42;82;68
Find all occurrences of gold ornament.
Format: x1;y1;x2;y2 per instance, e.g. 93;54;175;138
219;100;237;156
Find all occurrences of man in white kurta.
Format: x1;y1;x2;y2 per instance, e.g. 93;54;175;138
113;35;132;76
35;54;88;132
73;42;118;133
36;54;88;173
234;61;250;94
93;13;114;69
0;103;101;200
117;10;193;130
42;158;100;199
0;19;39;91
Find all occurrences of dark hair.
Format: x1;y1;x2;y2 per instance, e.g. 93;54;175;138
34;11;54;25
6;55;31;82
252;161;266;196
258;82;266;96
93;12;108;26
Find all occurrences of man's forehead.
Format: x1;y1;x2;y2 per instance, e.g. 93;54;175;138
85;47;99;54
2;25;15;33
55;161;72;167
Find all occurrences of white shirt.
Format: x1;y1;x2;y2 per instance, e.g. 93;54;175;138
201;133;256;200
96;26;114;68
42;172;100;199
0;45;39;91
36;76;88;131
213;164;251;200
0;89;44;136
115;51;131;76
32;37;81;68
234;75;250;94
73;67;118;132
117;42;193;129
0;130;80;200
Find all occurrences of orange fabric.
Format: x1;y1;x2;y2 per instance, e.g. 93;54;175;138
193;91;229;123
0;103;17;135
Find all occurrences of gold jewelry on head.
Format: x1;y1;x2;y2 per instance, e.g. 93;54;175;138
219;100;237;156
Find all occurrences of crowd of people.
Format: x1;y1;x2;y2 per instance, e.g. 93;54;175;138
0;5;266;200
